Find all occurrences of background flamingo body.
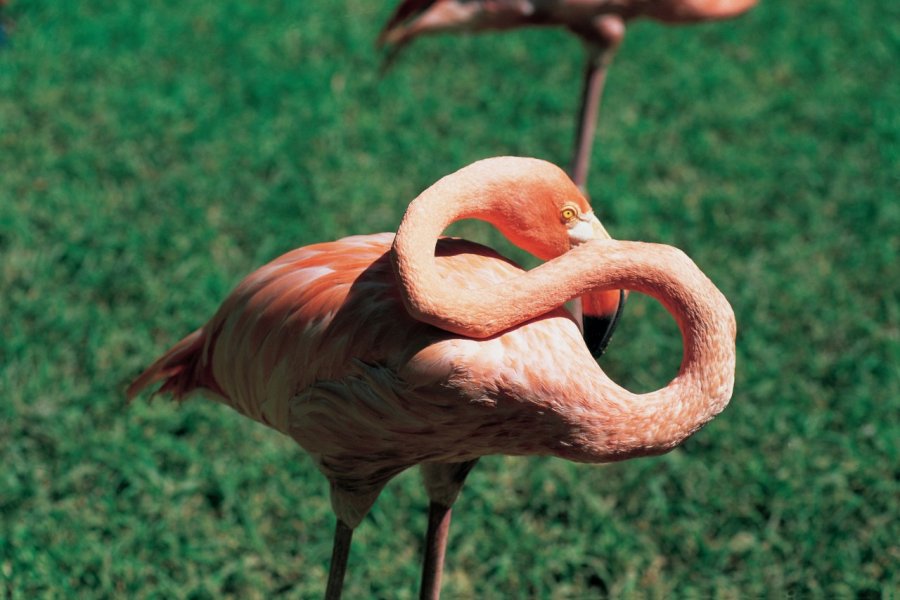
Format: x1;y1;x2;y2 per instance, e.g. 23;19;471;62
381;0;756;44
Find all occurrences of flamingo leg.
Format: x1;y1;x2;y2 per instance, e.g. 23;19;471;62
418;460;478;599
324;520;354;600
419;502;453;600
569;16;626;191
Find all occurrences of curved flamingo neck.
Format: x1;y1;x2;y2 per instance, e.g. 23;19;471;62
546;240;736;459
391;157;576;338
391;166;492;334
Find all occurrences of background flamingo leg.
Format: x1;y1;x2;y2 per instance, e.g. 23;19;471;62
569;16;626;191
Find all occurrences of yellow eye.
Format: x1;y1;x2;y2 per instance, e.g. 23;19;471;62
561;207;577;221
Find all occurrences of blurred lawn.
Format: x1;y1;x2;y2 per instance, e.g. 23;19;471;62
1;0;898;597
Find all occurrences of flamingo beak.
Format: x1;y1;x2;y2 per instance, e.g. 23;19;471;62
582;289;626;358
578;214;626;357
589;214;611;240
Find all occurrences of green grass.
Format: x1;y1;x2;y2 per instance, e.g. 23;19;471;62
1;0;898;597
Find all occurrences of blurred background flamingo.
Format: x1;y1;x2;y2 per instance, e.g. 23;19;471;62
379;0;757;190
128;157;736;599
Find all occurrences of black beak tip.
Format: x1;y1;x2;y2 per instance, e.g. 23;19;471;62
583;290;626;358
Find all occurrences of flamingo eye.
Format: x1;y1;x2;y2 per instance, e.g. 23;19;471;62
561;207;577;222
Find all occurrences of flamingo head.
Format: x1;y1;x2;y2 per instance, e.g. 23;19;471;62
481;160;626;357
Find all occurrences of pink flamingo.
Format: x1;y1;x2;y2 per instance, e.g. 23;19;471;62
379;0;757;189
128;157;736;599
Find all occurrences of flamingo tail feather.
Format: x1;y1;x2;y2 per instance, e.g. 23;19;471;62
127;329;210;402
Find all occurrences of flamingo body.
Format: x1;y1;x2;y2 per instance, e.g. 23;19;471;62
129;157;736;598
131;232;606;524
